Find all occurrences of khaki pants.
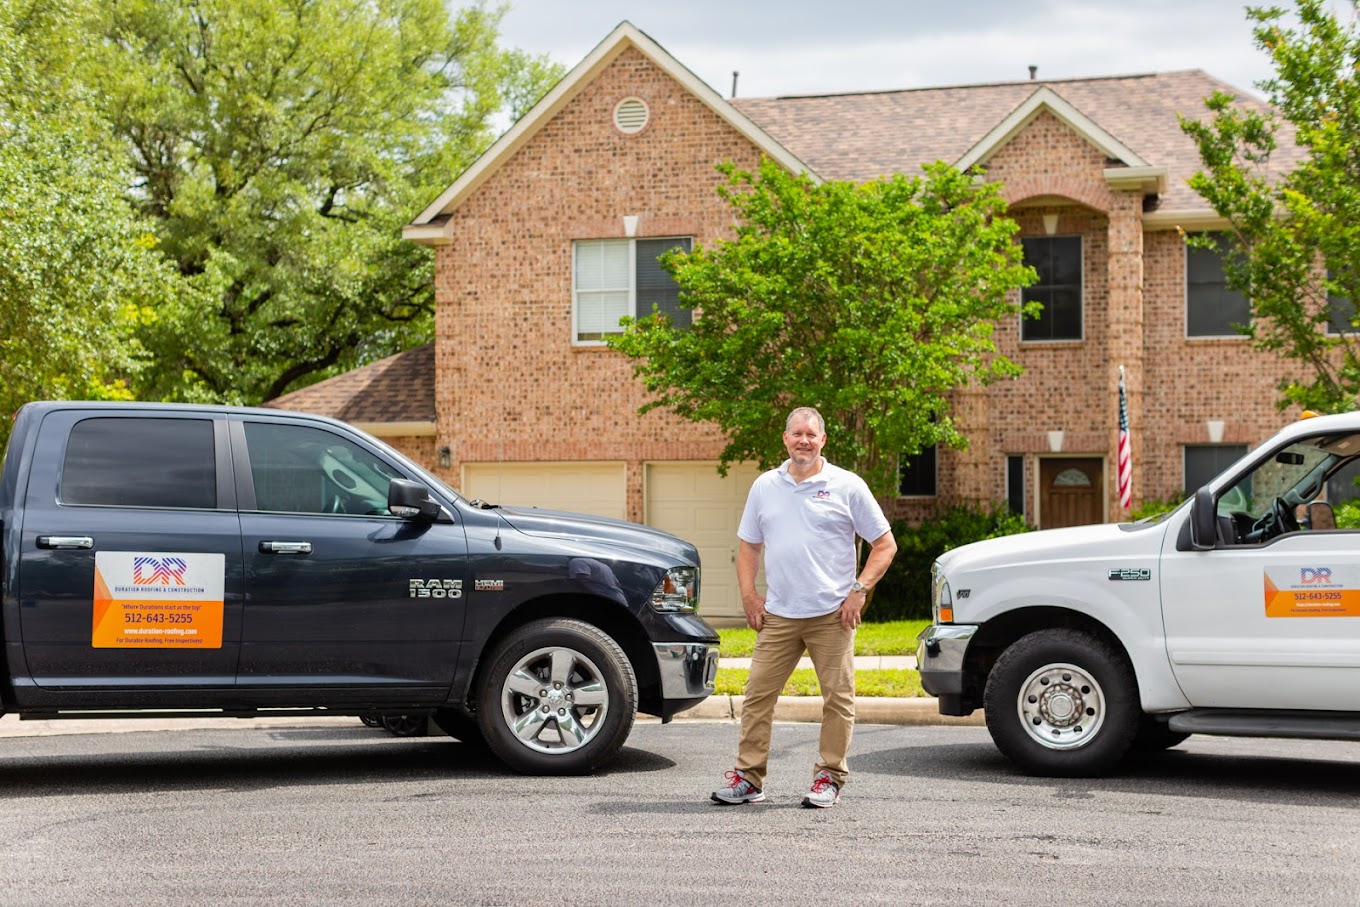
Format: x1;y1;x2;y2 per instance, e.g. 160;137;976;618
735;610;855;791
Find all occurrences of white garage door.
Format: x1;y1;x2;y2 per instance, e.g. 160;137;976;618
462;462;626;520
646;462;761;622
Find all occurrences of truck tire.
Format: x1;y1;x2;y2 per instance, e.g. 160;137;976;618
983;628;1139;777
476;618;637;775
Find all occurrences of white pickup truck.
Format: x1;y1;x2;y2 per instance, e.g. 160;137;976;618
917;411;1360;776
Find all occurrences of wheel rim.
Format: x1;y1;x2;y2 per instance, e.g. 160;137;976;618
498;645;610;755
1015;661;1106;750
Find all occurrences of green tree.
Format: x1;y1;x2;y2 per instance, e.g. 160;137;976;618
83;0;562;403
0;0;185;443
608;158;1036;496
1182;0;1360;413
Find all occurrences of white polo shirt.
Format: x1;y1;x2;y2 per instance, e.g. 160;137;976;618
737;458;891;619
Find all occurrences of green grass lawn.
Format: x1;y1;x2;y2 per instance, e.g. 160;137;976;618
713;667;928;697
712;619;932;698
716;619;930;658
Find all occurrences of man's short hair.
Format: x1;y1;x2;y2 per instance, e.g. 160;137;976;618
785;406;825;434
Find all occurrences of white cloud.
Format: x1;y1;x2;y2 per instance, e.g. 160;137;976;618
496;0;1278;99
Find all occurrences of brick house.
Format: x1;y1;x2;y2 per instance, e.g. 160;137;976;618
270;22;1312;620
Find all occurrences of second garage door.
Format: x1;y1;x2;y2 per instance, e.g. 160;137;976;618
462;462;626;520
645;462;761;622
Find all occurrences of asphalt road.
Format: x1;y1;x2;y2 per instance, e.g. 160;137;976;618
0;719;1356;906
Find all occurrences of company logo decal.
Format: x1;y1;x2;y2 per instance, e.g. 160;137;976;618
132;556;189;586
1265;564;1360;617
1299;567;1335;585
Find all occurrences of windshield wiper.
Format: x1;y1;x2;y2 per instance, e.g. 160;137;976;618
468;498;500;510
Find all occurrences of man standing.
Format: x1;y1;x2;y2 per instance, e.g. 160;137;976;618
711;406;897;808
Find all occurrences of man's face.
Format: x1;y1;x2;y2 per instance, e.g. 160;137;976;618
783;415;826;468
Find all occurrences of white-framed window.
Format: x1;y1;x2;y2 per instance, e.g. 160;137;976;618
572;237;692;345
1020;236;1083;341
1186;232;1250;337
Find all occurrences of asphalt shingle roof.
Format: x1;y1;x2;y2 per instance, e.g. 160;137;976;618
264;343;435;424
732;70;1296;211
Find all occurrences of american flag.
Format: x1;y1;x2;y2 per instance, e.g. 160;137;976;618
1117;366;1132;510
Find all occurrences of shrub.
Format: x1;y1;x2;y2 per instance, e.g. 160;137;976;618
869;502;1030;621
1129;494;1186;522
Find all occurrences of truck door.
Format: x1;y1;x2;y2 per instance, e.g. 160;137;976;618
231;417;466;702
17;411;244;699
1159;439;1360;710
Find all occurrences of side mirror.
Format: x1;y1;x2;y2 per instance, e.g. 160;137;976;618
1190;486;1217;550
388;478;442;522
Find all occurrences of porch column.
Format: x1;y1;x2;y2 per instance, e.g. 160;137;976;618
1106;190;1145;515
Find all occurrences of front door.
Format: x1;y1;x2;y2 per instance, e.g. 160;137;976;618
1040;458;1104;528
232;417;467;701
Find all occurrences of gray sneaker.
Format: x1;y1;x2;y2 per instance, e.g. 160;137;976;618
801;770;840;808
711;769;765;805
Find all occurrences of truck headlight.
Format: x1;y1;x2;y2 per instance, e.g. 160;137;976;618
650;566;699;613
931;560;954;624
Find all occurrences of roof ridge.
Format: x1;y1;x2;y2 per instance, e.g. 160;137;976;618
741;69;1209;103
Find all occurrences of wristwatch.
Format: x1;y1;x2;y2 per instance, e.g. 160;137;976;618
851;581;867;594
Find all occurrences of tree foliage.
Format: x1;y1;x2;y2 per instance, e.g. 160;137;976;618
80;0;562;403
0;0;185;443
1182;0;1360;413
608;158;1036;496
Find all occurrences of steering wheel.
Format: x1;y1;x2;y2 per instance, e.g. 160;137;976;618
1271;496;1300;535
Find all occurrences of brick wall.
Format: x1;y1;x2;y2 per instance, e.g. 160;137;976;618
432;60;1317;527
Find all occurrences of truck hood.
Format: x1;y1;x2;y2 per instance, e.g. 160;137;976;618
493;506;699;566
937;519;1169;577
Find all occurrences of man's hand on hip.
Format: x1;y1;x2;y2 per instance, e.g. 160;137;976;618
741;589;766;631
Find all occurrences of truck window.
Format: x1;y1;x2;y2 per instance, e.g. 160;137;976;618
60;418;216;509
243;422;396;516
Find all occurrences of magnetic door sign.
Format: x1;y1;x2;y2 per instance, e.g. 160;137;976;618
1264;565;1360;618
92;552;226;648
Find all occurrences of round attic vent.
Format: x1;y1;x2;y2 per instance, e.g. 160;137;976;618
613;97;649;134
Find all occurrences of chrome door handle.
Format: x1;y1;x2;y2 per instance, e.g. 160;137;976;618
259;541;313;555
37;536;93;549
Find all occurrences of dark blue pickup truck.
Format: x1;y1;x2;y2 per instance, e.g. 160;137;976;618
0;401;719;773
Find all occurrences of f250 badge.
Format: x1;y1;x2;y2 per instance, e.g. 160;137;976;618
1108;568;1152;581
409;579;462;599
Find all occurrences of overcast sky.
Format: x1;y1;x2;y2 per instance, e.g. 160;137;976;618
497;0;1286;101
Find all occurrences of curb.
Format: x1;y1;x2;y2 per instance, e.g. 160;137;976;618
676;695;985;727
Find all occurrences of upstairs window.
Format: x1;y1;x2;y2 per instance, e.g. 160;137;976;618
1020;236;1083;341
1186;232;1250;337
1326;270;1353;335
573;237;692;344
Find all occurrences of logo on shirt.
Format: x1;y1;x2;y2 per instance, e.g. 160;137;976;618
815;490;832;500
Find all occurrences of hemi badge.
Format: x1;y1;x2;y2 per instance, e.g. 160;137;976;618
1108;568;1151;581
475;579;504;591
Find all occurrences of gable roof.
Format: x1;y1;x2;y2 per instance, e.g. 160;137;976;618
732;70;1295;216
404;21;814;244
263;343;435;435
